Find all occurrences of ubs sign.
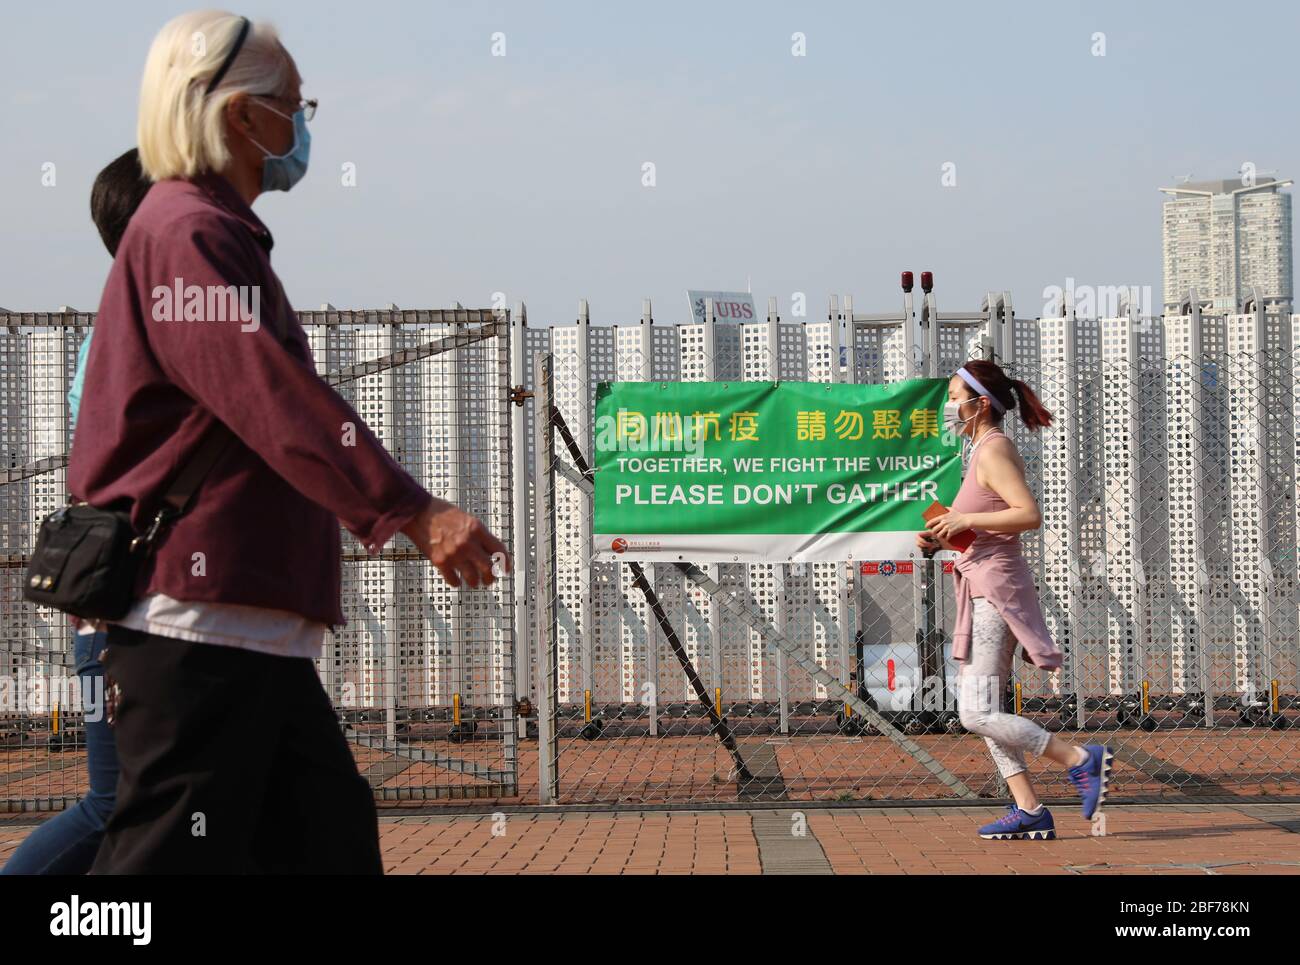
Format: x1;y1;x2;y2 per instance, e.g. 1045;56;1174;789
687;290;756;324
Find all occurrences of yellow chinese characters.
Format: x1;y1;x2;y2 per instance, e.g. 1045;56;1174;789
871;409;902;440
834;410;864;440
616;408;647;443
910;408;939;438
653;411;682;443
729;411;759;442
864;408;938;441
689;411;721;442
796;411;826;441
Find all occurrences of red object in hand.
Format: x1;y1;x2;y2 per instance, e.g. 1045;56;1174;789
921;500;975;553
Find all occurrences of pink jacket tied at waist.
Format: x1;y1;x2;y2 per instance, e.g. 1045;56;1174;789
952;541;1063;670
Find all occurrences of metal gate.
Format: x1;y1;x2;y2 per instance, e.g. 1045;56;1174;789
522;294;1300;806
0;307;518;810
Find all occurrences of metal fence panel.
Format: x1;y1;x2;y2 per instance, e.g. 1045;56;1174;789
525;300;1300;806
1;309;516;810
5;297;1299;812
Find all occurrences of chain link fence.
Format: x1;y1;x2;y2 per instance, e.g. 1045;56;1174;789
0;308;517;811
523;299;1300;807
4;297;1299;813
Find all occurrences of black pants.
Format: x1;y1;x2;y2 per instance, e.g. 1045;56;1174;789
89;625;382;874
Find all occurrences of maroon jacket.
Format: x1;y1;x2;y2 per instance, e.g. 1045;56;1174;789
68;173;431;627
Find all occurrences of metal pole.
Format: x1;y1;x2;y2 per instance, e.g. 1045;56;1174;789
1188;293;1215;727
575;301;595;706
629;563;752;781
918;284;941;728
384;320;402;744
702;298;722;704
1124;312;1145;706
495;307;519;774
1250;300;1273;712
533;353;559;804
1063;296;1087;729
639;299;660;736
510;305;530;740
834;296;854;707
771;298;794;735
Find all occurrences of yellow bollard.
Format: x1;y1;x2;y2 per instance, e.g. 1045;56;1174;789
1142;679;1150;716
53;702;59;736
714;688;722;719
584;689;592;723
453;692;461;726
1014;682;1022;716
1272;679;1280;716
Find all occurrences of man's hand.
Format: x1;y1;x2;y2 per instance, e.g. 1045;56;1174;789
401;497;510;589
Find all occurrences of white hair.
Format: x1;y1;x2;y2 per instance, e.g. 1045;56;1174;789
137;10;298;181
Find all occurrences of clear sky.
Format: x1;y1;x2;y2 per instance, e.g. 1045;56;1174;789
2;0;1296;325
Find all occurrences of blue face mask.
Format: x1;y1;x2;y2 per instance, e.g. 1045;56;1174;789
248;101;311;192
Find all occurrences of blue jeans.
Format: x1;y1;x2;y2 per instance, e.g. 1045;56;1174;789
2;630;118;874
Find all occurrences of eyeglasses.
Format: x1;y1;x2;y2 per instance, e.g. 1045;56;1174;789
251;94;317;122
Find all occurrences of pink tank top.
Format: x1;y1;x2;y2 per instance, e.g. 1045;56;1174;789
949;427;1021;553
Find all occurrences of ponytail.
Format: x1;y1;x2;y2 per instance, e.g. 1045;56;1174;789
957;359;1054;432
1010;378;1053;431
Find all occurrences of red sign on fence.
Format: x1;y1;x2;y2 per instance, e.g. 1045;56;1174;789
860;561;916;576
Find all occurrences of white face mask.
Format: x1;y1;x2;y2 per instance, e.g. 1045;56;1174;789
942;398;980;436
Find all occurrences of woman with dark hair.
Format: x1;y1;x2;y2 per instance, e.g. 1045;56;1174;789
2;149;151;875
67;149;153;425
919;359;1113;840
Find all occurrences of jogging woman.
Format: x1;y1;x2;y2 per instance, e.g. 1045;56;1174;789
919;360;1113;840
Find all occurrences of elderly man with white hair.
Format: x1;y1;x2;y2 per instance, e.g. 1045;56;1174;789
69;10;508;874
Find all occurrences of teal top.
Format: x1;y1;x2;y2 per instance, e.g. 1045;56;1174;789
69;331;93;424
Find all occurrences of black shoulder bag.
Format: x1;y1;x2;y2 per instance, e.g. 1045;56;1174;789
23;429;233;621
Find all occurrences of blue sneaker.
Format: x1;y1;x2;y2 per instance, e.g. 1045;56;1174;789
1068;744;1114;819
978;805;1056;840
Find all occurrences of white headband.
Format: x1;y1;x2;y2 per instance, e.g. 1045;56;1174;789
956;366;1006;414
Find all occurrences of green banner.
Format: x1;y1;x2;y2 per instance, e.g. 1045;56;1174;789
592;379;962;562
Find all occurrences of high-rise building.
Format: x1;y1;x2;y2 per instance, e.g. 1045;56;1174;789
1161;176;1293;313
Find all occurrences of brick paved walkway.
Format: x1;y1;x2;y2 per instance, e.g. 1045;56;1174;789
3;803;1297;874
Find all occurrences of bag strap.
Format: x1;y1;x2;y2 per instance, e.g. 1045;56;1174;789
161;425;235;515
133;425;236;551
